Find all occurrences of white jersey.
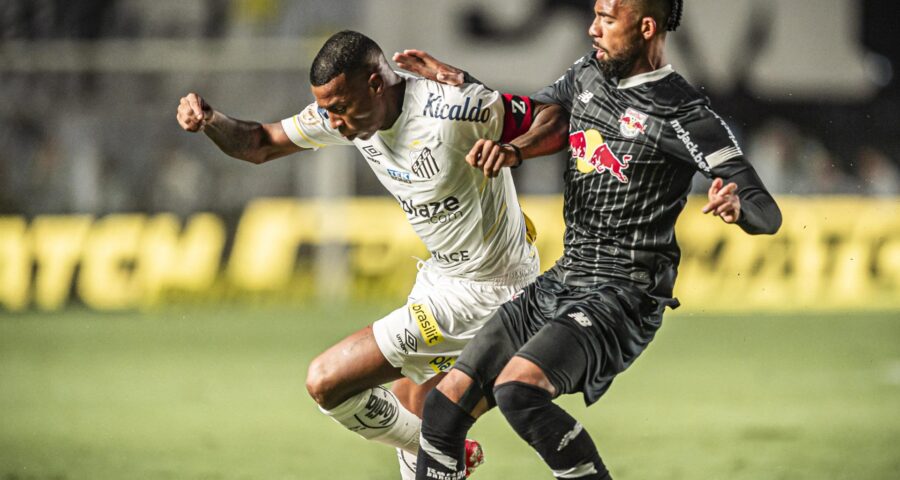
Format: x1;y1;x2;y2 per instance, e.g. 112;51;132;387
282;76;536;280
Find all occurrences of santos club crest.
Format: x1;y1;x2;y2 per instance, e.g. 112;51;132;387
411;147;440;180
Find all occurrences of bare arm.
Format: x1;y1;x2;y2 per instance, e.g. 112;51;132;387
468;102;569;177
176;92;306;165
392;49;483;86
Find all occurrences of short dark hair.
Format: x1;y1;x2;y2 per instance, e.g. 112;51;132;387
627;0;683;32
309;30;383;86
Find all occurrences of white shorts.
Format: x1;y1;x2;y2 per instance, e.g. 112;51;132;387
372;254;539;384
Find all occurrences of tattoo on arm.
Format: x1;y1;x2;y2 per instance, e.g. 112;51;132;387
203;112;270;164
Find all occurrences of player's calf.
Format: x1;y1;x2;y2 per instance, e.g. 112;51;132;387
416;389;476;480
494;381;610;480
319;385;422;454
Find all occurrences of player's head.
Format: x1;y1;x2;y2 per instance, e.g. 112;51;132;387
309;30;399;141
588;0;683;78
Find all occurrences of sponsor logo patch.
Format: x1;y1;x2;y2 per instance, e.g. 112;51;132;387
388;168;413;184
577;91;594;104
422;93;490;123
398;195;462;225
569;129;631;183
426;467;467;480
618;107;649;138
410;303;443;346
669;119;708;170
428;356;456;374
353;386;399;429
299;105;323;126
430;250;470;264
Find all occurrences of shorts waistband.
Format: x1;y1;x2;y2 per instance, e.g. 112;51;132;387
415;255;538;286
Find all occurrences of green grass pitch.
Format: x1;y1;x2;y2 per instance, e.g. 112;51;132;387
1;305;898;479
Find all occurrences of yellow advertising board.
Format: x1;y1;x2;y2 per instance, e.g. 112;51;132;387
0;196;897;312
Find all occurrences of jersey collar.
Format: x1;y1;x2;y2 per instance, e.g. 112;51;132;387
617;64;675;89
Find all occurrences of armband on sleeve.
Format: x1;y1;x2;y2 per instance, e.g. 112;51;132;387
499;94;534;143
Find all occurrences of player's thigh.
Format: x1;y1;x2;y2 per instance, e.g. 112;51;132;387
306;325;403;408
372;266;528;387
494;355;557;396
512;285;662;400
510;320;591;397
454;283;544;408
434;368;491;418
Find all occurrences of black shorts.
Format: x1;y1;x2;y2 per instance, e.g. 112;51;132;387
455;275;670;406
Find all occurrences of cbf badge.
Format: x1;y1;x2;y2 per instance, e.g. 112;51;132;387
618;108;649;138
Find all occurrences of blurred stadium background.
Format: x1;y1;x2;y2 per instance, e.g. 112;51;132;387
0;0;898;479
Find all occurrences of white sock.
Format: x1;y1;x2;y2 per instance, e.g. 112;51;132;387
320;386;421;454
397;448;417;480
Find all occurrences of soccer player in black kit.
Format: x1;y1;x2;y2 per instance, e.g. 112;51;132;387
395;0;782;478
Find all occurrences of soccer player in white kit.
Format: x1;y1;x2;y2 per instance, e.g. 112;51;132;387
176;31;568;478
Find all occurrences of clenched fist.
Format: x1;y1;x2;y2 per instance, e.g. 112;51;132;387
176;93;213;132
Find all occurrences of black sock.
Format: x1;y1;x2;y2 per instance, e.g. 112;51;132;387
494;381;610;480
416;389;476;480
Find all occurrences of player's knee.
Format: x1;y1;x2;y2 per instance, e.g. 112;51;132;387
493;381;553;441
421;388;473;442
305;355;341;408
496;356;557;396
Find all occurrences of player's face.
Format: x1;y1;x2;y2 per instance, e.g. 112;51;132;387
311;72;384;141
588;0;644;77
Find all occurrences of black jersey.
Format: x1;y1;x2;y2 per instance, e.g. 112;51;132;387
532;54;781;299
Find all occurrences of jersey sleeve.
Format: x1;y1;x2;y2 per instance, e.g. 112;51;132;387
442;82;536;145
667;103;781;235
710;158;782;235
431;82;502;150
498;93;535;143
280;103;352;150
530;54;589;113
662;103;745;175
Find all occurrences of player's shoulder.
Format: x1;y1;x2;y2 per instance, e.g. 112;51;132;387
571;52;596;71
561;52;597;80
403;74;502;129
405;74;495;101
652;70;710;113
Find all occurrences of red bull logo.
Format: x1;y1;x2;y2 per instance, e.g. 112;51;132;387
618;107;649;139
569;129;632;183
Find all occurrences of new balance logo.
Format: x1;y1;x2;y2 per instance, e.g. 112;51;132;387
577;91;594;104
567;311;592;327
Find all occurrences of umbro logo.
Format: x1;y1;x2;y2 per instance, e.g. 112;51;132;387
577;91;594;104
567;311;592;327
361;144;382;164
404;329;419;352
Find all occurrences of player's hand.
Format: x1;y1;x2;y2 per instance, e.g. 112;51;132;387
392;49;465;86
702;178;741;223
176;92;213;132
466;139;518;178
